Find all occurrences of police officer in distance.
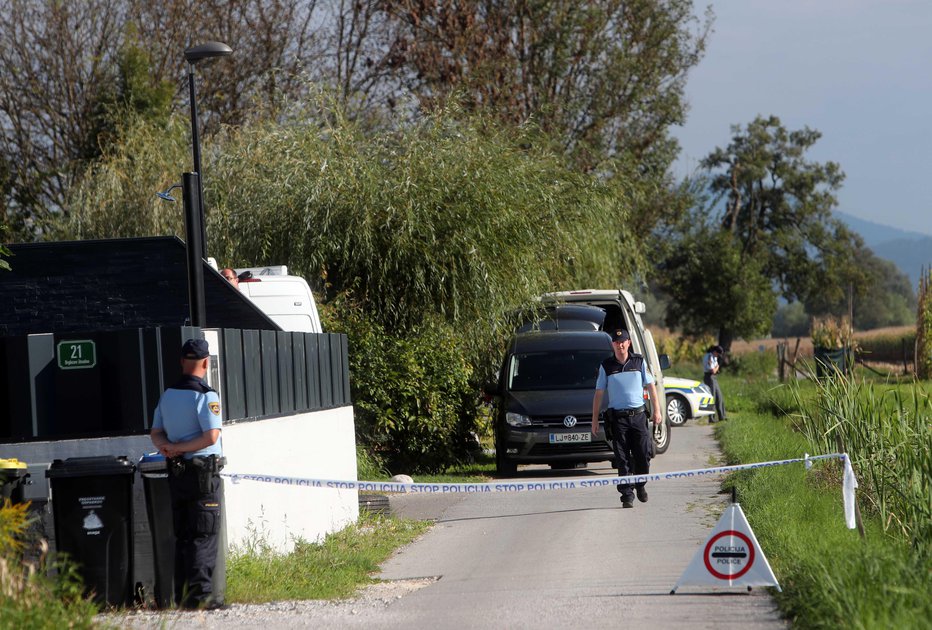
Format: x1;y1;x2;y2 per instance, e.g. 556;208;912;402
702;344;727;422
590;329;663;508
150;338;224;609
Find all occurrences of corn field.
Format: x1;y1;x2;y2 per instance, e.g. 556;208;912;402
917;268;932;379
791;374;932;555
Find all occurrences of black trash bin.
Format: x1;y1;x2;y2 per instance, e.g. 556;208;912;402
138;452;226;609
0;458;29;504
46;456;136;607
139;453;174;608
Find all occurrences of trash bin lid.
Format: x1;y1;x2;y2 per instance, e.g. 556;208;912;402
45;455;136;478
138;452;167;472
0;458;28;480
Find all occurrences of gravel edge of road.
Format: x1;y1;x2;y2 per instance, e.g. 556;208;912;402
98;578;440;628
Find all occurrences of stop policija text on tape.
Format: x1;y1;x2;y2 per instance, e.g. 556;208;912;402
222;453;848;494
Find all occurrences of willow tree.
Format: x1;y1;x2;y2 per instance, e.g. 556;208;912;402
61;99;642;339
205;104;640;337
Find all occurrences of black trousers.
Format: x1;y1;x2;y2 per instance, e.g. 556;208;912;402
703;372;727;420
609;410;651;499
168;468;222;607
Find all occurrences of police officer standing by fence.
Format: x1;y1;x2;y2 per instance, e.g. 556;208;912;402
591;329;662;508
150;338;225;609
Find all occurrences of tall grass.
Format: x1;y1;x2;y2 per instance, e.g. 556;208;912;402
788;373;932;554
718;376;932;629
0;501;97;629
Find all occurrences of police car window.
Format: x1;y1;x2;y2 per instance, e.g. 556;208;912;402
508;350;608;391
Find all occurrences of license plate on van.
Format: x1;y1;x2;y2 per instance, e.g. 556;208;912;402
549;432;591;444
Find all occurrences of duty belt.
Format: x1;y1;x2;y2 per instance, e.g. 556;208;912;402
609;405;645;417
168;455;226;476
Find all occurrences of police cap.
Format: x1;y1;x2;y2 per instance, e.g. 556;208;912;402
181;338;210;360
610;329;631;343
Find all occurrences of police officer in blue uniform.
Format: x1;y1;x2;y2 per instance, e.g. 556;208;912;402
702;345;727;422
591;329;663;508
150;338;224;609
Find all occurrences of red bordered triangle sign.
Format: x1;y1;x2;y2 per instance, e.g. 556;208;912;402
671;503;781;593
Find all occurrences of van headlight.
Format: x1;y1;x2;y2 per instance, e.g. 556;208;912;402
506;412;532;427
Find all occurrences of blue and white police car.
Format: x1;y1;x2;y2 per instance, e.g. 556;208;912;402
664;377;716;426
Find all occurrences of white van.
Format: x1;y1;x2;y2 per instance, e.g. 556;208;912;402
233;265;323;333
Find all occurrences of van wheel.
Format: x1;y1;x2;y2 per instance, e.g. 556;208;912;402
653;417;671;455
496;446;517;477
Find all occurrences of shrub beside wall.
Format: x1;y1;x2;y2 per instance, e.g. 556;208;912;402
323;297;479;475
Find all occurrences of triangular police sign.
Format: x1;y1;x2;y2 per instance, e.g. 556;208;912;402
671;503;781;593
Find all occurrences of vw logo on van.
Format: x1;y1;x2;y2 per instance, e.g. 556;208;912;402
563;415;577;427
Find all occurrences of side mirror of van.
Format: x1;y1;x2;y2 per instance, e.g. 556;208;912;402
633;301;646;314
658;354;671;370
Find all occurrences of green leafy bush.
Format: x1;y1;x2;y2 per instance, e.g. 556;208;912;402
324;296;479;474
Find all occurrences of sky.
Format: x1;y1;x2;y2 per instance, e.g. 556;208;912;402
672;0;932;236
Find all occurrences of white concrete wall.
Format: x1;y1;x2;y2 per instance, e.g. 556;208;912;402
222;407;359;552
0;406;358;555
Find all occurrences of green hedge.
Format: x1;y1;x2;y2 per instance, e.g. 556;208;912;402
323;297;479;474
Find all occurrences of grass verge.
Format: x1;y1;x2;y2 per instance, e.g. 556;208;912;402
717;375;932;629
226;511;431;603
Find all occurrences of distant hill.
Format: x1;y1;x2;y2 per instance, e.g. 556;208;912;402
835;211;932;288
871;238;932;288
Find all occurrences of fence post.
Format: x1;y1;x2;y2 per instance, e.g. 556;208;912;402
777;342;786;383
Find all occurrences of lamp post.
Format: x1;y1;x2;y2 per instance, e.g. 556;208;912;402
183;41;232;256
155;175;207;327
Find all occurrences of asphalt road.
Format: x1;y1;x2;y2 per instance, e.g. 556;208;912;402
361;423;787;629
108;423;788;629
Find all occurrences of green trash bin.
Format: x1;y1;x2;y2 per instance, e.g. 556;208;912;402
814;346;852;378
0;458;29;504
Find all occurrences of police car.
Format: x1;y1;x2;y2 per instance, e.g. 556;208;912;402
664;377;716;426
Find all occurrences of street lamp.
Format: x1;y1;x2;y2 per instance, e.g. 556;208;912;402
155;176;207;327
183;41;232;256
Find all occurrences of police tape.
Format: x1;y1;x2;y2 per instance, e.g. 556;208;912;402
222;452;858;529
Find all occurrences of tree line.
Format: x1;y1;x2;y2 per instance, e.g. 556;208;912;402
0;1;917;470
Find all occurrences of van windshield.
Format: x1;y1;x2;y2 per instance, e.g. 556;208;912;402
507;350;609;391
